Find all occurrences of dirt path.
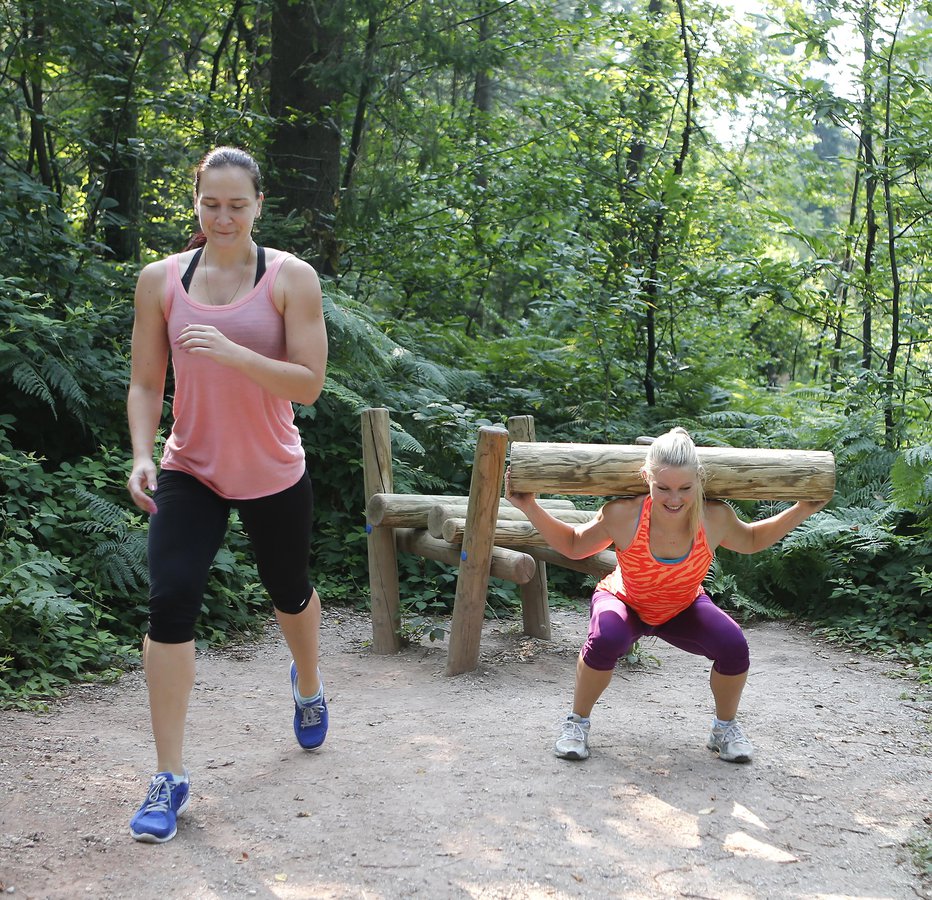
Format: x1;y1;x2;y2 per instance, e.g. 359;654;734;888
1;608;929;900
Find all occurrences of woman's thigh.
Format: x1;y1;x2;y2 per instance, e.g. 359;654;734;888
654;594;750;675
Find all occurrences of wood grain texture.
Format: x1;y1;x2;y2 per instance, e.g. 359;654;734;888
446;426;509;675
366;493;575;528
360;408;401;653
509;442;835;500
395;528;537;584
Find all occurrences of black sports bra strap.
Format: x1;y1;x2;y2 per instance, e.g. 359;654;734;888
180;247;203;293
180;245;264;294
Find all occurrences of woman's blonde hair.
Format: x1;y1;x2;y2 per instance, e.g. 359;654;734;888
642;427;706;537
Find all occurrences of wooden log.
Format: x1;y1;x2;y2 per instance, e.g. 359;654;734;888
509;442;835;501
366;492;575;529
361;408;401;654
395;529;537;585
508;415;550;640
523;545;618;579
426;504;595;539
446;426;509;676
441;515;597;548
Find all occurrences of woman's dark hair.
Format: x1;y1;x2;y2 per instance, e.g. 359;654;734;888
184;146;263;250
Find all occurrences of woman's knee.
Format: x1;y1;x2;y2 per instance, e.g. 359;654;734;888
147;588;201;643
712;630;750;676
268;578;314;615
582;605;636;671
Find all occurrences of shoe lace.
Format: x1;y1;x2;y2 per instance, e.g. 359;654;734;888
141;775;171;814
561;719;586;742
720;722;749;746
300;703;322;728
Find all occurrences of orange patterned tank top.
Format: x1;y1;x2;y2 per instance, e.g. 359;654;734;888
596;495;714;625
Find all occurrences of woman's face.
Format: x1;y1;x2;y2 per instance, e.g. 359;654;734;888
194;166;262;247
646;466;698;518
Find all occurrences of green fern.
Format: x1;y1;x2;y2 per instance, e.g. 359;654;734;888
73;488;147;595
891;444;932;510
781;506;897;555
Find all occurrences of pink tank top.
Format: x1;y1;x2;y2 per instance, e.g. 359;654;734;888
596;496;714;625
160;251;306;499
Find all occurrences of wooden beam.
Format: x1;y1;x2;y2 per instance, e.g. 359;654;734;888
509;442;835;501
441;514;596;548
523;545;617;579
361;408;401;654
395;529;537;584
366;492;575;529
426;504;594;539
446;426;509;676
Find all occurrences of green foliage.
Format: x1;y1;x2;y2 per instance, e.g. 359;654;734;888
1;0;931;703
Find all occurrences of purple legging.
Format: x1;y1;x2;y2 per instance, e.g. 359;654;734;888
582;589;750;676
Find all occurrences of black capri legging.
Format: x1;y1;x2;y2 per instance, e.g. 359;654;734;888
146;468;314;644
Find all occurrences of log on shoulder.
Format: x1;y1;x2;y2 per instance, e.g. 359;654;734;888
509;442;835;501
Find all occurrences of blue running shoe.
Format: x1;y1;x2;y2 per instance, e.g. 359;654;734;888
291;661;328;750
129;770;190;843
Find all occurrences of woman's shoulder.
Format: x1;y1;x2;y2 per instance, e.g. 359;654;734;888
264;247;312;270
139;250;191;281
701;499;737;547
135;255;173;294
702;499;734;524
598;496;643;550
599;496;644;527
266;249;322;303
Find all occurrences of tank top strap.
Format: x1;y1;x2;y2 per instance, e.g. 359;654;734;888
264;250;294;292
631;496;652;550
255;245;266;285
180;248;203;293
164;255;181;320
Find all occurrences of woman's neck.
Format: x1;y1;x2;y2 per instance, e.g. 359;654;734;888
204;238;254;268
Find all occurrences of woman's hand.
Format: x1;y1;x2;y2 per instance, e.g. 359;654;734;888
504;466;536;511
176;323;244;367
127;458;159;515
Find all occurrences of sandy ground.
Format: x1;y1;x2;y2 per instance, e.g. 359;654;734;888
0;607;930;900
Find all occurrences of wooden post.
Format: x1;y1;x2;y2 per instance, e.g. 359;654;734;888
509;442;836;500
395;529;537;584
507;416;551;640
446;426;509;676
361;408;401;654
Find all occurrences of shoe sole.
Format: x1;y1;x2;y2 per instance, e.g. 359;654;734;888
555;748;589;761
129;794;189;843
130;827;177;843
707;744;752;763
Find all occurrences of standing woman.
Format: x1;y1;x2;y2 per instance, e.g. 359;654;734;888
505;427;827;764
126;147;329;843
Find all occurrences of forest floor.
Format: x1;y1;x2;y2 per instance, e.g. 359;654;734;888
0;606;930;900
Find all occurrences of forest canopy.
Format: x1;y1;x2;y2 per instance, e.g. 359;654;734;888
1;0;930;705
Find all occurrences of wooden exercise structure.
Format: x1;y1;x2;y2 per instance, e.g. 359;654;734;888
361;407;835;675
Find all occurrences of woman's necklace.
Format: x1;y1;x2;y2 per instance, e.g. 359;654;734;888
203;242;253;306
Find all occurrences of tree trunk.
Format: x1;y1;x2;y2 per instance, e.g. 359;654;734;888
860;6;877;371
268;0;345;275
342;13;379;193
880;7;906;446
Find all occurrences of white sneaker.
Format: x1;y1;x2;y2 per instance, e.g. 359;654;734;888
707;720;754;763
554;714;590;760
